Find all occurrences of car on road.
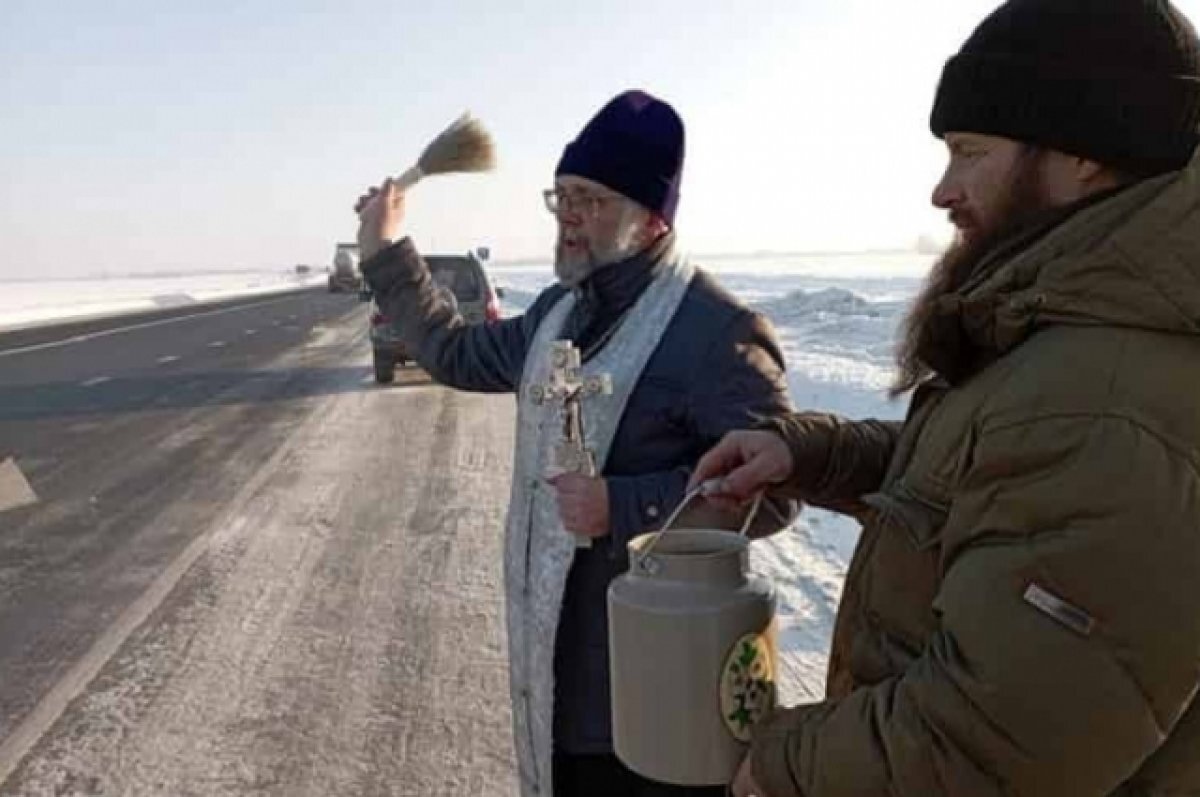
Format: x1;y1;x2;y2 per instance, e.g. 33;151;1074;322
328;243;363;293
369;249;503;384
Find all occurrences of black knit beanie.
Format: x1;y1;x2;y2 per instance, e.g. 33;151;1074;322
931;0;1200;175
556;90;685;225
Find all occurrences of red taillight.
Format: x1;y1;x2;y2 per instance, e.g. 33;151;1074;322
370;311;389;326
485;295;501;323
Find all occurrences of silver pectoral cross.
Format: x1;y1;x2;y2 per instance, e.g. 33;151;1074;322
529;340;613;548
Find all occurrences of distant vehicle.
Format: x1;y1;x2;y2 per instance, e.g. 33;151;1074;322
328;243;363;293
295;264;312;275
369;250;503;384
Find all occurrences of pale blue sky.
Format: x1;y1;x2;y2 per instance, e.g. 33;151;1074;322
3;0;1198;276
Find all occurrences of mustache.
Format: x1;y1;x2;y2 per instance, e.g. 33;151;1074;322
948;209;974;231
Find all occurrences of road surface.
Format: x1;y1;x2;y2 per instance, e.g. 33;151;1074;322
0;292;519;796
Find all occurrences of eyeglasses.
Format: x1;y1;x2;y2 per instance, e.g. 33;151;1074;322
542;187;615;217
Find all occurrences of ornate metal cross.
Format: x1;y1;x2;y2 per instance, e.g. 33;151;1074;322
529;340;613;547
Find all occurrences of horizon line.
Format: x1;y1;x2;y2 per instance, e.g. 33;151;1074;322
0;245;946;283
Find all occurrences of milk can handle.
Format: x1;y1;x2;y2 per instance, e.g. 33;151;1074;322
634;479;765;569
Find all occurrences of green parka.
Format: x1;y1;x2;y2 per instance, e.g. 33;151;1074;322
753;151;1200;796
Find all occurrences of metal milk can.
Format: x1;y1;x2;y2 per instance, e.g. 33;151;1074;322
608;486;778;786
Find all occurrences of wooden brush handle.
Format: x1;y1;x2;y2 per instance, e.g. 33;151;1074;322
394;165;424;191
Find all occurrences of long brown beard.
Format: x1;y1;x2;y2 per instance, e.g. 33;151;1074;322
891;147;1053;397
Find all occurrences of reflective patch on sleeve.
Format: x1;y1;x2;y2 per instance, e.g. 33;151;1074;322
1023;582;1095;637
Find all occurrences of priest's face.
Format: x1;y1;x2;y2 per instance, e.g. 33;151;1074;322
549;175;652;288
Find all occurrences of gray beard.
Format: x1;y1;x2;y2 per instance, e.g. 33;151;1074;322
553;238;641;288
554;207;645;288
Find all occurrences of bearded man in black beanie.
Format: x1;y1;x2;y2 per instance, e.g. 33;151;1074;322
686;1;1200;795
355;91;796;797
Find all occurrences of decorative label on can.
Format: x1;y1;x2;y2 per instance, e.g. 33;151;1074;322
719;632;776;742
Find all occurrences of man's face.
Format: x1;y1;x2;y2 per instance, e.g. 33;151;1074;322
931;132;1050;248
892;133;1057;396
550;176;648;287
893;130;1123;395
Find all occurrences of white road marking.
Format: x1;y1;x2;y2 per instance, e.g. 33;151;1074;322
244;329;257;336
0;458;38;513
157;355;181;365
208;341;226;348
81;376;112;387
0;295;310;359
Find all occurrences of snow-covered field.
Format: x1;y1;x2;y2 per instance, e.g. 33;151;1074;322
0;270;328;332
0;251;930;705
